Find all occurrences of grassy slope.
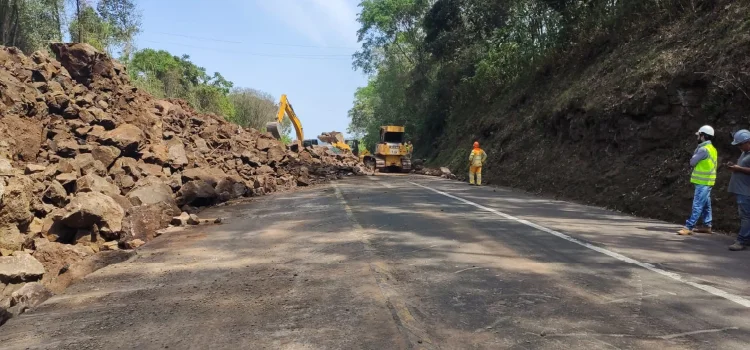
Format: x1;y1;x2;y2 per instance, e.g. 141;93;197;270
430;2;750;231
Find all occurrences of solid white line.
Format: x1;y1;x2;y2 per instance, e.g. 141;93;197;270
454;267;485;274
409;181;750;308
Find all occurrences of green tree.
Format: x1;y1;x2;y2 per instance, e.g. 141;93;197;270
228;88;279;130
349;0;711;158
96;0;141;58
69;4;111;52
1;0;64;53
67;0;141;57
128;48;238;119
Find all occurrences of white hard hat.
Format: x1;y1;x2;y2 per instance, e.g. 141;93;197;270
696;125;715;136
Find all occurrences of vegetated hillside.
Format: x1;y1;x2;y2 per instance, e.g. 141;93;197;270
431;3;750;230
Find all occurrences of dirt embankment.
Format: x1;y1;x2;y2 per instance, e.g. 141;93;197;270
0;43;365;325
430;2;750;232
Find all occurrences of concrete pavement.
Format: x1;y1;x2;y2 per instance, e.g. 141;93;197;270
1;175;748;349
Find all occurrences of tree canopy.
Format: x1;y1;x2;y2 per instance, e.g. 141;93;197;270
348;0;715;155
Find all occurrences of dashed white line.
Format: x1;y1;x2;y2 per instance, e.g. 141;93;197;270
409;181;750;308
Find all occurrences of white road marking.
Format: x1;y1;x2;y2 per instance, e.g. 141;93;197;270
409;181;750;308
454;266;486;274
659;327;740;340
543;327;740;340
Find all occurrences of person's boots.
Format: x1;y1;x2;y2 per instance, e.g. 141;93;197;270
729;241;746;251
476;173;482;186
694;226;713;234
469;173;474;185
677;227;693;235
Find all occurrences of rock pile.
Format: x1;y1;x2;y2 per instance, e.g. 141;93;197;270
0;43;364;324
411;159;457;179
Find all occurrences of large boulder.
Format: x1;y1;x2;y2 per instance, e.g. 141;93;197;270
181;168;227;187
0;225;24;253
241;150;262;166
113;174;136;190
75;174;119;196
256;137;275;151
0;115;44;162
50;43;114;86
176;180;217;207
136;161;164;178
32;239;94;285
0;253;45;284
266;144;286;164
42;180;68;207
91;145;121;168
110;157;139;177
10;282;53;314
256;165;275;175
71;153;107;177
121;202;178;244
127;177;177;206
0;175;34;229
60;192;125;235
102;124;143;153
215;176;248;201
142;143;169;165
167;137;188;167
0;158;14;176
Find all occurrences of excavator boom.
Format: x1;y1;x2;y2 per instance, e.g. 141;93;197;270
267;94;304;145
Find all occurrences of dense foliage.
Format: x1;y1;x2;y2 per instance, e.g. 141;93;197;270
348;0;717;153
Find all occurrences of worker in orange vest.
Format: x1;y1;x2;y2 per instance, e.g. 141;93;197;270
469;141;487;186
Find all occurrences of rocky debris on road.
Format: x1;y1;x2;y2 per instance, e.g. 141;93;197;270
9;282;53;316
0;43;366;321
413;164;458;180
170;212;221;227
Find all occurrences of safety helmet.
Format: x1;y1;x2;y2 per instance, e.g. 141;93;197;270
732;129;750;146
696;125;714;136
473;142;479;148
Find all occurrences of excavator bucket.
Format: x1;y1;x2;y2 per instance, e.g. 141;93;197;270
266;122;281;139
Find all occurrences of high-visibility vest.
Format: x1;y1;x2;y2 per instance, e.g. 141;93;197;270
691;143;717;186
469;149;487;167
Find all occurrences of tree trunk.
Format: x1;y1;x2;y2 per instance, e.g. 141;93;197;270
76;0;82;42
9;0;19;46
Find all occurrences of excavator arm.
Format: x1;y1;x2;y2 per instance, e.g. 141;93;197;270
267;94;304;145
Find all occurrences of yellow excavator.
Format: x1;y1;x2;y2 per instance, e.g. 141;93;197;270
267;94;304;146
267;95;352;154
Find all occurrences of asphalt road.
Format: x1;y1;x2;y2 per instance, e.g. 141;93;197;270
1;175;749;349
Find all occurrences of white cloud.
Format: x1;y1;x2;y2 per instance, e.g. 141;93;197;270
254;0;359;46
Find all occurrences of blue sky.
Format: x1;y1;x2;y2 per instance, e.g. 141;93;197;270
134;0;367;139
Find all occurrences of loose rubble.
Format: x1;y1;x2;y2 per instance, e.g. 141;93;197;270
0;43;365;323
411;159;457;179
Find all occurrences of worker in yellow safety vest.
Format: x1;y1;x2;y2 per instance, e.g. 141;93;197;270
468;141;487;186
678;125;718;235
